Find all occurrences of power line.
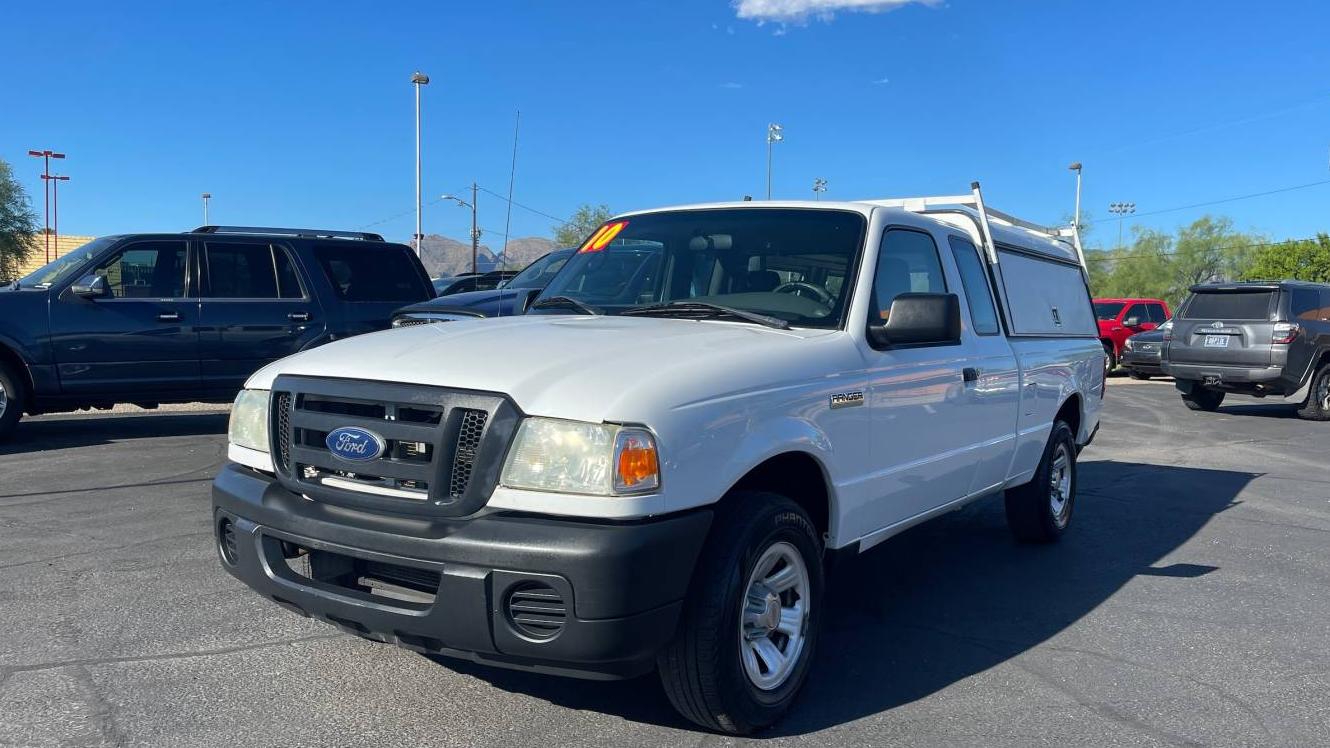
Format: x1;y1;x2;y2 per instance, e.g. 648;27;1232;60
476;185;569;224
1083;179;1330;227
1084;236;1320;263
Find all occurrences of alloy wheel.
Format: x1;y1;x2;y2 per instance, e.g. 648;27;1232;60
739;541;810;691
1048;443;1073;529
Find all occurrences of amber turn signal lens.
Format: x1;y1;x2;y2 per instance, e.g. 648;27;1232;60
613;429;659;493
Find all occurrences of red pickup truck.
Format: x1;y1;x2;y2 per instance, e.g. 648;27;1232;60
1095;297;1172;372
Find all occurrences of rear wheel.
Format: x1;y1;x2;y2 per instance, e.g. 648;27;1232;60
0;360;25;442
1102;342;1116;375
1004;420;1077;544
658;491;823;735
1296;363;1330;421
1181;386;1225;412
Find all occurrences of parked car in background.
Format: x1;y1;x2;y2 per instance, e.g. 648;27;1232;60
1120;322;1170;379
1095;297;1171;373
395;249;574;326
0;226;432;440
432;270;521;297
1162;281;1330;418
213;188;1103;734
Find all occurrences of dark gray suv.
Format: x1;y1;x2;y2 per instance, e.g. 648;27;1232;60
1162;281;1330;419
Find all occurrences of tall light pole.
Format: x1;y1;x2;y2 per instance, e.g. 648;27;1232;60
411;71;430;256
1108;202;1136;249
442;187;482;274
812;178;827;201
766;123;783;200
42;174;70;253
1068;162;1082;232
27;149;65;263
201;192;212;225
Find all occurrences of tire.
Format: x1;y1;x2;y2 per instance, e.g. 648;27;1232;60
658;491;823;735
0;360;25;442
1180;386;1225;412
1296;363;1330;421
1102;342;1116;375
1128;369;1150;381
1004;420;1077;544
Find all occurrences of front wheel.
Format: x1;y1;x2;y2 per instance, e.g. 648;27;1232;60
1004;420;1077;543
658;491;823;735
1181;385;1225;412
1296;363;1330;421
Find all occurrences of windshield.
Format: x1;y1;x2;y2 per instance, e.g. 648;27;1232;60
533;208;867;329
16;237;114;288
1094;302;1125;321
505;251;572;290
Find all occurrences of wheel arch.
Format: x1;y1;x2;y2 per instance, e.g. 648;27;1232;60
1055;392;1083;441
724;451;836;547
0;340;35;410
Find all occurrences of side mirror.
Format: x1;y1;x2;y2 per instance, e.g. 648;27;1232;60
867;293;962;348
1123;316;1140;327
71;274;109;299
518;288;542;314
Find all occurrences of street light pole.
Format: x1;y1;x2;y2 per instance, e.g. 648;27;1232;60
201;193;212;225
412;71;431;256
27;149;65;263
1108;201;1136;249
43;174;70;253
766;123;783;200
442;191;482;274
1068;162;1082;232
812;178;827;201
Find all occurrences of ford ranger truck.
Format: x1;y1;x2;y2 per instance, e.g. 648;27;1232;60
213;188;1104;735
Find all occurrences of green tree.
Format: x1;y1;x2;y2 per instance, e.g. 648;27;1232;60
1242;234;1330;283
0;159;39;283
554;204;613;247
1087;215;1264;307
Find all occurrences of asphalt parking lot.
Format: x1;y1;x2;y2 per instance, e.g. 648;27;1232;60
1;379;1327;747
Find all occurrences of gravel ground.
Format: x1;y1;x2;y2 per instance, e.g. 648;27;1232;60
1;377;1327;747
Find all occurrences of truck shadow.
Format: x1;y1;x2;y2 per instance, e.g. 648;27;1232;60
428;460;1255;736
0;412;229;453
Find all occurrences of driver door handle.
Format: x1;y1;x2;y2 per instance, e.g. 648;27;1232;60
288;312;311;322
157;311;181;322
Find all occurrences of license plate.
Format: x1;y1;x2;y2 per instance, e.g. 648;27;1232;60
1203;335;1230;348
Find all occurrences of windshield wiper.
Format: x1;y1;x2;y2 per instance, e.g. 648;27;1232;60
622;301;790;330
529;296;604;315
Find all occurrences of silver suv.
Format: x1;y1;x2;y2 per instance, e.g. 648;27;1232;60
1163;281;1330;419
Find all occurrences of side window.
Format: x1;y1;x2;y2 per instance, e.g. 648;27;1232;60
273;248;304;299
1148;303;1169;323
95;241;187;299
1291;289;1323;321
947;236;1000;335
205;242;278;299
873;228;947;320
1123;303;1148;325
315;244;430;302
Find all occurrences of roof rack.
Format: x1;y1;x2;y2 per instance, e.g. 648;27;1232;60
864;181;1088;278
191;225;385;242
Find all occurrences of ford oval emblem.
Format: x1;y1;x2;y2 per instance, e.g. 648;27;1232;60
325;426;386;462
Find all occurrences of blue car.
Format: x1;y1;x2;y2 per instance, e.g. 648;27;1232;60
393;248;574;326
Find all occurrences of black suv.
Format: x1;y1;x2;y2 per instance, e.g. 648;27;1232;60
0;226;433;440
1163;281;1330;419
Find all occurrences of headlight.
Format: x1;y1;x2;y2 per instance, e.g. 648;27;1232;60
500;418;660;496
1122;338;1134;351
228;389;271;453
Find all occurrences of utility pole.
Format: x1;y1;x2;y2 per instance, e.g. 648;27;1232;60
766;123;783;199
42;174;69;252
470;182;480;275
27;149;65;263
202;193;212;225
411;71;430;256
1108;202;1136;249
812;178;827;201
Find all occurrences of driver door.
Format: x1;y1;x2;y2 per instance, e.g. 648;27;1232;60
50;239;201;395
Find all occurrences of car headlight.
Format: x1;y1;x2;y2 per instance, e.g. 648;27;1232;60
500;418;660;496
1122;338;1134;351
228;389;271;453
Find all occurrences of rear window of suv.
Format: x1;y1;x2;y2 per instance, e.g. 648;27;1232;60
313;243;430;302
1182;290;1274;320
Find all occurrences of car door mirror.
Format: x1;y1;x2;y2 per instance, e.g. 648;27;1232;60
867;293;962;348
1123;316;1140;327
70;274;109;299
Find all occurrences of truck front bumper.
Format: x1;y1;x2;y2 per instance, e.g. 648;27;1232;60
212;463;712;680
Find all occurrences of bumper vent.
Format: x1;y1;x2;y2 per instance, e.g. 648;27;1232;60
450;409;488;498
218;519;239;566
506;582;567;640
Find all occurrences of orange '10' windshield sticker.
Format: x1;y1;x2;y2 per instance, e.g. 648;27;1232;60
580;221;627;252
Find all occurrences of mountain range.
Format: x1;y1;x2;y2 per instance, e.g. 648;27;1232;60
415;234;561;278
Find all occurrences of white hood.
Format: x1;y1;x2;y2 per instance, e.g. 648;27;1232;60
247;315;855;424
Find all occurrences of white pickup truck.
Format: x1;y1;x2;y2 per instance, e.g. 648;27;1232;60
214;186;1104;735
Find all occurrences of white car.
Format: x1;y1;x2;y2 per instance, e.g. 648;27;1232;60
214;186;1104;734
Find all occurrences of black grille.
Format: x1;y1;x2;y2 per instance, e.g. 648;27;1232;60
270;375;517;517
505;582;567;640
450;409;488;498
218;519;238;565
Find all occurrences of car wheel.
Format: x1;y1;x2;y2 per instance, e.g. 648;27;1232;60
658;491;823;735
1181;386;1225;412
1128;370;1150;381
1296;363;1330;421
1004;420;1077;544
1102;342;1116;375
0;360;25;442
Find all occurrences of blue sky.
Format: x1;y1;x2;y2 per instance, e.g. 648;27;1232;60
5;0;1330;249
